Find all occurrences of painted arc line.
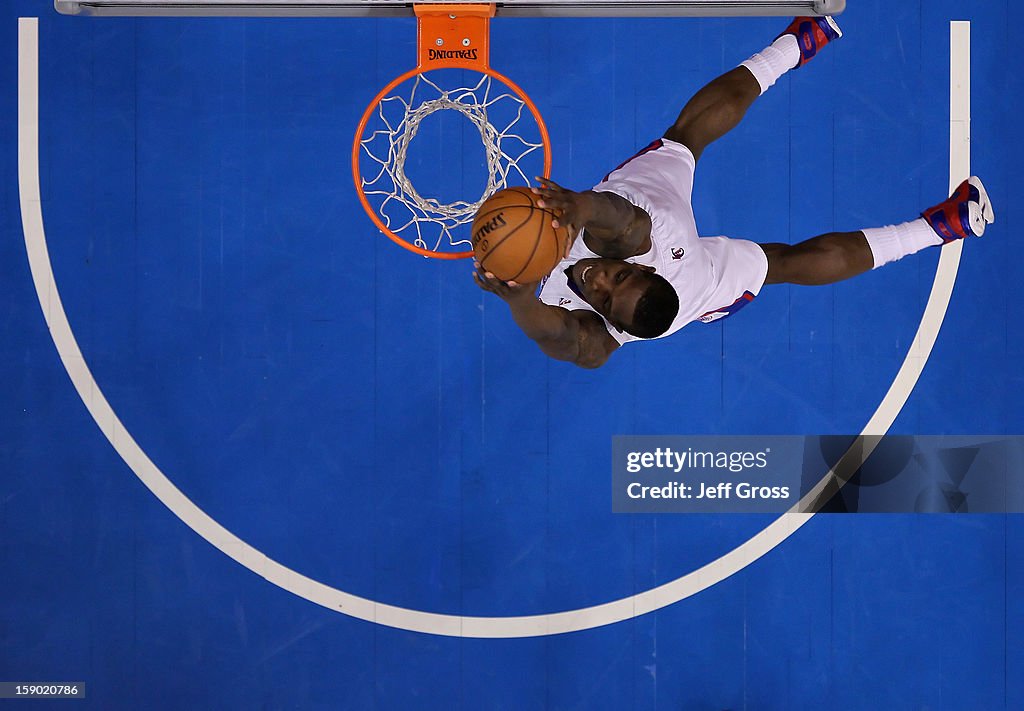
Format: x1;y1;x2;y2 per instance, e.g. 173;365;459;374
18;17;969;638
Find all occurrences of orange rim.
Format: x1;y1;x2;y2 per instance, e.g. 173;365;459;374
352;68;552;260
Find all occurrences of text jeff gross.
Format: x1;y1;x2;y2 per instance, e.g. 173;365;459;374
626;481;790;500
623;447;789;500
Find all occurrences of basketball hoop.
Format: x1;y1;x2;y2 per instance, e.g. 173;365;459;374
352;3;552;259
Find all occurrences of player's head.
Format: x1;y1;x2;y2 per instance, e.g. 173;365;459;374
569;258;679;338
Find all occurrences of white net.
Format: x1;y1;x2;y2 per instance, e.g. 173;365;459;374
356;69;547;255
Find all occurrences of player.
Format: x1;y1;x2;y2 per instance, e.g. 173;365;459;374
472;16;995;369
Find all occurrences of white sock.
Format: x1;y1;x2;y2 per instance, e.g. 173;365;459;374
862;218;943;269
740;34;801;95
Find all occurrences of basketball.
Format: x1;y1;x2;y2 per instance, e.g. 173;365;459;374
471;187;571;283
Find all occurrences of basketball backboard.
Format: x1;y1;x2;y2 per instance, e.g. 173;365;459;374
55;0;846;18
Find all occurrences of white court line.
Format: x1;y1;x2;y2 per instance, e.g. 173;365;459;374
18;17;969;638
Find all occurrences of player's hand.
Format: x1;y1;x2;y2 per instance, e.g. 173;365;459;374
472;261;539;302
533;176;587;256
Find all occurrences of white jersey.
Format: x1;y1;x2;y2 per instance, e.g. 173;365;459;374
538;139;769;345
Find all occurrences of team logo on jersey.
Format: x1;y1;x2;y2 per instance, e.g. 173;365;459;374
558;297;572;306
698;311;728;323
698;292;756;324
671;247;685;260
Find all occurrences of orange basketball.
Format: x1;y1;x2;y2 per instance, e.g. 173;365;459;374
471;187;571;284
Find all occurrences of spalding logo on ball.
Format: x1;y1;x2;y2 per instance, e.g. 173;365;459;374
472;212;507;256
471;187;570;283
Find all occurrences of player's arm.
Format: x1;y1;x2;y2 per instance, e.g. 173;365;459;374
532;177;652;259
473;267;620;369
527;307;619;369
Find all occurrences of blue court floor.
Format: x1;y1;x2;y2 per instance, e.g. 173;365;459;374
1;0;1022;708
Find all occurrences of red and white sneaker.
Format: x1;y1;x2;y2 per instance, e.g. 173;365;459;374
778;16;843;68
921;176;995;242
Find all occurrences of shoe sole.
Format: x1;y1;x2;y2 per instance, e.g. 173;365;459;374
823;15;843;39
967;176;995;237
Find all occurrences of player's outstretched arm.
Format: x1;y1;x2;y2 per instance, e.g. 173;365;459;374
532;177;652;259
473;265;620;369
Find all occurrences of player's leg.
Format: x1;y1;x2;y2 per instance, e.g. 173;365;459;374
760;232;872;286
663;67;760;162
762;177;995;286
664;16;841;161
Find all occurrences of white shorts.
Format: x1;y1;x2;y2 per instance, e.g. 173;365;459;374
692;235;770;324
